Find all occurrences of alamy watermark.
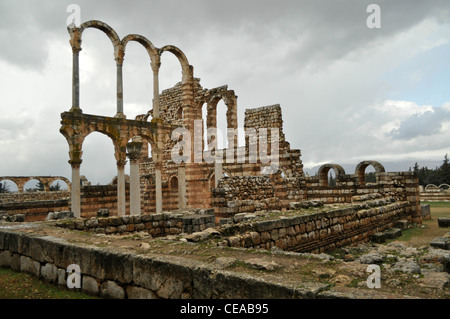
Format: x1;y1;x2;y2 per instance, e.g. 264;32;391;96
366;264;381;289
66;4;81;27
66;263;81;289
366;4;381;29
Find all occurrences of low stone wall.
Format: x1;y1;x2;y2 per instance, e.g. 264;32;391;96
212;176;281;217
55;210;215;237
219;198;411;253
0;199;70;222
0;229;320;299
420;191;450;202
80;185;131;218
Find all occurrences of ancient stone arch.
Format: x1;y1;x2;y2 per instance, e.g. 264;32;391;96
424;184;438;191
200;86;238;149
355;160;385;185
439;183;450;190
317;164;346;187
0;176;71;193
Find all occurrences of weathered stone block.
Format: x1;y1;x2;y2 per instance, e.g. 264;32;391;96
41;263;58;283
126;286;158;299
20;255;40;277
82;275;99;296
100;280;125;299
438;217;450;228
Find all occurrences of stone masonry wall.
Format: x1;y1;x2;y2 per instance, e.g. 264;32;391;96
0;229;315;299
54;211;215;237
220;197;411;253
211;176;281;217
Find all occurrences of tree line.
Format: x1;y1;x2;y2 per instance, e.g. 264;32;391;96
410;154;450;186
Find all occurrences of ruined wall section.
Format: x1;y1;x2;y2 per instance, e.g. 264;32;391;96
219;197;411;253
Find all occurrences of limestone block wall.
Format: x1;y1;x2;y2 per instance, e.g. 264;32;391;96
54;211;215;236
0;199;69;222
220;198;411;253
211;176;282;217
211;171;421;223
79;185;130;218
419;190;450;202
0;229;312;299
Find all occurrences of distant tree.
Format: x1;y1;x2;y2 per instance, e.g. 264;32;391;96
410;154;450;186
0;182;10;193
50;182;61;191
328;173;336;186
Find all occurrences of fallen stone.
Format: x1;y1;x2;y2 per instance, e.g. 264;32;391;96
97;209;110;218
211;257;237;269
54;211;74;220
420;204;431;220
418;271;449;289
244;258;281;271
394;220;409;230
390;260;421;274
430;237;450;250
370;232;385;243
359;253;384;264
438;217;450;228
384;228;402;239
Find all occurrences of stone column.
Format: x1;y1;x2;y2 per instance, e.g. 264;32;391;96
117;161;126;216
68;26;82;113
70;48;81;113
127;139;143;215
178;165;186;209
152;61;160;118
215;160;223;187
115;47;126;119
155;168;162;214
70;161;82;218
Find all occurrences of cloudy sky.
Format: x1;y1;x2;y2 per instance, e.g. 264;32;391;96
1;0;449;186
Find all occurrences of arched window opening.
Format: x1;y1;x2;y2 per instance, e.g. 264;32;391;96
79;29;116;116
0;180;18;193
217;100;228;150
82;132;117;185
24;179;44;192
50;180;69;191
122;41;153;120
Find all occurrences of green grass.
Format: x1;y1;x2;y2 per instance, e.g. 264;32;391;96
421;201;450;208
0;267;99;299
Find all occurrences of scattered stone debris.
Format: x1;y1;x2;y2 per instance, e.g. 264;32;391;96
46;211;74;220
0;212;25;222
438;217;450;228
97;209;110;218
243;258;281;271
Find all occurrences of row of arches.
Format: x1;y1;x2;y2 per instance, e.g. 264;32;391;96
0;176;71;193
317;161;386;187
424;184;450;191
68;20;193;119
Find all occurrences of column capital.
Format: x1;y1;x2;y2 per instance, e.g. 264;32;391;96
117;159;127;167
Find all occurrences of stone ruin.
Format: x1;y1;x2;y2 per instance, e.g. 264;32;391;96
1;20;449;300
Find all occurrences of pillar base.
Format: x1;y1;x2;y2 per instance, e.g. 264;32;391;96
115;112;126;119
69;106;83;114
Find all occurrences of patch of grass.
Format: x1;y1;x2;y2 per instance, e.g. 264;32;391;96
347;278;363;288
421;201;450;208
0;267;99;299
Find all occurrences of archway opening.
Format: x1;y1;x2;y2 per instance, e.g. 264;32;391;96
24;179;43;192
50;179;69;191
79;28;116;117
82;132;117;185
122;41;153;120
159;52;183;91
0;180;18;193
217;100;228;150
